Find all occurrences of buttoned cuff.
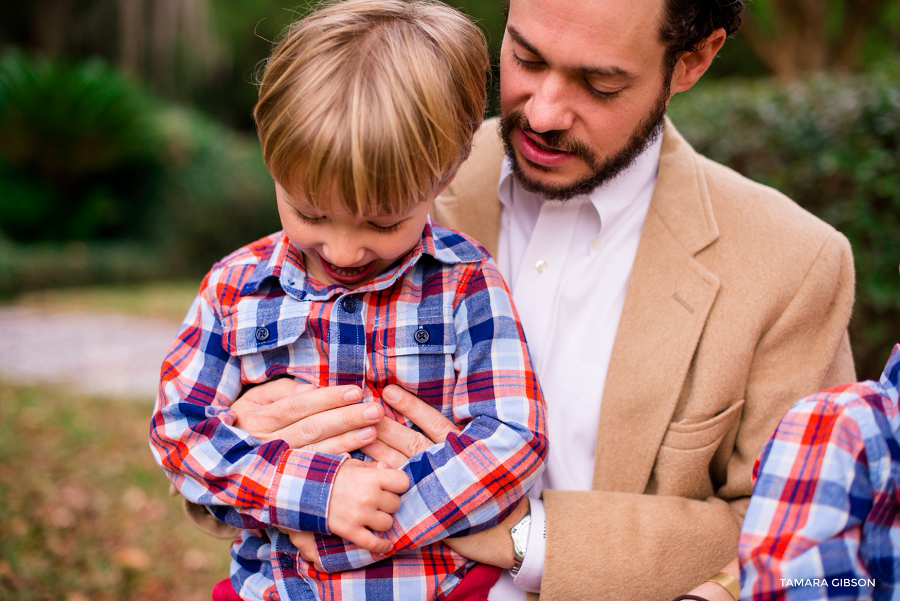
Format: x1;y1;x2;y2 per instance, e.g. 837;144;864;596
268;449;345;533
512;497;545;592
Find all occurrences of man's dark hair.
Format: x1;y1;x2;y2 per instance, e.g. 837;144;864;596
658;0;743;71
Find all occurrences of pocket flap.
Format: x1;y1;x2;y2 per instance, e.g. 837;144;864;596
222;301;311;356
373;308;456;355
660;399;745;451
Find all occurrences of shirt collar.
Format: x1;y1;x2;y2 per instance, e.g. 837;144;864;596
240;218;482;300
497;133;663;230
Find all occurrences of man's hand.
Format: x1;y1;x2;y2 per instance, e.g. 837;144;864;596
678;559;740;601
327;459;410;554
363;384;523;567
231;378;384;453
361;385;462;467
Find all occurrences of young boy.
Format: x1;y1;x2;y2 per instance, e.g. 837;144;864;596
149;1;548;600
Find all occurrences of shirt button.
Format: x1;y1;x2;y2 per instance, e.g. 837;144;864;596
591;237;601;250
255;327;270;342
341;296;359;313
414;327;430;344
279;554;293;570
535;259;549;273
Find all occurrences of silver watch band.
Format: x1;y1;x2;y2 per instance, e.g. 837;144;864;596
509;511;532;576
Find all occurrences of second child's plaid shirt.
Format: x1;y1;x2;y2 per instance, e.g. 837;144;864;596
739;345;900;601
150;221;548;601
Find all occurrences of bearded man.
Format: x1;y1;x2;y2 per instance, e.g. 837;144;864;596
184;0;857;599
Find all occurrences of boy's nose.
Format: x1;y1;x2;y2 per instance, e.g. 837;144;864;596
321;240;366;267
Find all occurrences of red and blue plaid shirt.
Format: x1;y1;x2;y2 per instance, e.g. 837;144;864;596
739;345;900;600
150;221;547;601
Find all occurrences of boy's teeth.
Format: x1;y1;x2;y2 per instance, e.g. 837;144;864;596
330;262;367;276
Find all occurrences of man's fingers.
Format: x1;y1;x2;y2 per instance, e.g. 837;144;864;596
382;385;460;443
278;401;382;448
239;378;309;406
278;385;364;421
302;426;378;455
360;439;408;468
374;416;435;459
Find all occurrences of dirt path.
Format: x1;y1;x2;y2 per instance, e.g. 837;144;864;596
0;307;181;400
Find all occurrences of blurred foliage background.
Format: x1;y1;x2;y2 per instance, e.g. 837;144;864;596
0;1;897;366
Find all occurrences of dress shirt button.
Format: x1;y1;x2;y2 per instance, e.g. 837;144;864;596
591;237;602;250
535;259;549;273
341;296;359;313
279;554;293;570
255;327;270;342
414;327;431;344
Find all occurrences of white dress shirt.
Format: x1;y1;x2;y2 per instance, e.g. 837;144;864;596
488;136;662;599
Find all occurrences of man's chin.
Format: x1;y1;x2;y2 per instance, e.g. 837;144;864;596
510;154;601;201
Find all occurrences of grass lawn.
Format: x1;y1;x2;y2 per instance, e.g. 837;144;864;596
0;381;232;601
11;281;201;322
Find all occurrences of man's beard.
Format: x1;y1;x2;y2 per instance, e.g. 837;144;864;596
500;80;670;201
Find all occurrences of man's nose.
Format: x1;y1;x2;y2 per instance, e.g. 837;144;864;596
524;72;574;133
321;236;366;267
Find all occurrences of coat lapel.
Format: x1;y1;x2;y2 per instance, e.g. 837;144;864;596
591;122;721;493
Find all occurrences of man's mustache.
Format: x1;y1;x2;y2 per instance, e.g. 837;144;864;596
503;111;597;165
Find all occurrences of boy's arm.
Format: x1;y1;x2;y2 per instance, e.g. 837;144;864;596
739;392;878;601
149;269;344;534
313;259;549;572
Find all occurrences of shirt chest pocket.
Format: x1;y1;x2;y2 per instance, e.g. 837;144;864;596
221;301;318;385
371;308;457;407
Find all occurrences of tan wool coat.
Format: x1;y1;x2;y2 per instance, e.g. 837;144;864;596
432;118;857;601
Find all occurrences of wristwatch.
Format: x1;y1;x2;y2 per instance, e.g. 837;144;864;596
509;510;532;576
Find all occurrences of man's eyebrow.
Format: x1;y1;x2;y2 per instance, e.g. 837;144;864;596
507;26;543;60
507;25;637;80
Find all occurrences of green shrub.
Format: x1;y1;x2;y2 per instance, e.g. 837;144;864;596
670;70;900;380
0;50;164;242
150;108;279;275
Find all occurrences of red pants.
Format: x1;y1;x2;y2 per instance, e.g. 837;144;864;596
212;564;502;601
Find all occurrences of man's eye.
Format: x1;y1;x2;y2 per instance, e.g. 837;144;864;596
512;53;542;70
586;83;621;100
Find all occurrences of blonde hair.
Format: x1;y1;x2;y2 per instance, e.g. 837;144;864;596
254;0;489;216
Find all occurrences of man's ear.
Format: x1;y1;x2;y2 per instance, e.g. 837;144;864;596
669;28;727;96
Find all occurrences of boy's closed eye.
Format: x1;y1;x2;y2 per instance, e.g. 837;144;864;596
293;208;408;234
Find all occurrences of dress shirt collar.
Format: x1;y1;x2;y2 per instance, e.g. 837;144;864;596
497;133;663;230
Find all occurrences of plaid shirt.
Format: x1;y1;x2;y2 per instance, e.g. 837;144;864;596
739;345;900;601
150;221;547;601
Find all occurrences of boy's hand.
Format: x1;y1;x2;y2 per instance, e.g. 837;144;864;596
328;459;409;554
282;530;324;572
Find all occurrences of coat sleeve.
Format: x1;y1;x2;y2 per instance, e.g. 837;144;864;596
536;230;856;601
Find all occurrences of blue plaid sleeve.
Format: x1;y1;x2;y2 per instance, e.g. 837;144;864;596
739;385;891;600
149;266;344;534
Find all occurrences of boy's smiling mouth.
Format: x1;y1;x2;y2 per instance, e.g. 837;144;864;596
318;256;380;287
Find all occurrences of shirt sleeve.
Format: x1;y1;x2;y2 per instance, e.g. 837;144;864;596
314;259;549;572
148;268;343;534
738;390;878;600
